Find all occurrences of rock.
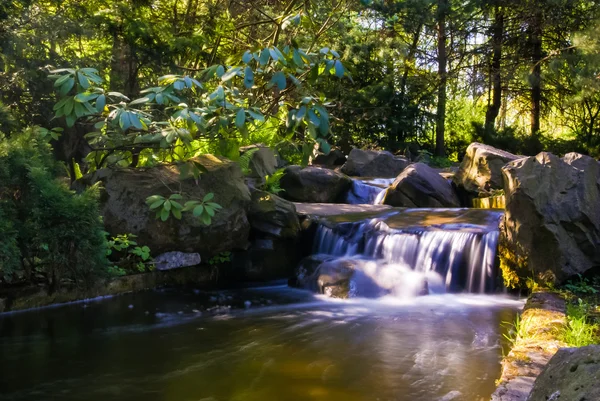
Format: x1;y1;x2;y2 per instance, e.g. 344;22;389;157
154;251;201;271
453;143;520;195
528;345;600;401
239;144;277;181
383;163;460;208
279;166;352;203
76;154;251;258
502;152;600;282
312;149;346;166
0;298;5;313
248;189;300;239
340;149;410;177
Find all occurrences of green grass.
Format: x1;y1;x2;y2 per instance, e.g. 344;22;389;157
562;299;600;347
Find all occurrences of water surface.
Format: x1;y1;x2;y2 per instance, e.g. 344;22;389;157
0;287;521;401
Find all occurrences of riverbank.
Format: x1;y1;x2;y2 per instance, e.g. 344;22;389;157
491;291;567;401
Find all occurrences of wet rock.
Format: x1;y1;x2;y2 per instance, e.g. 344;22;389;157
239;144;278;181
279;166;352;203
340;149;410;178
312;149;346;166
383;163;460;208
154;251;201;271
248;189;300;239
502;152;600;282
528;345;600;401
453;143;519;196
74;154;251;258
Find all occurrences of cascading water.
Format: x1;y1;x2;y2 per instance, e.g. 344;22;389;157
300;208;504;298
345;178;395;205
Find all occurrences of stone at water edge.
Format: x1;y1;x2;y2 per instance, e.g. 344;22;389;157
527;345;600;401
247;189;300;239
239;144;278;182
501;152;600;282
453;142;520;196
154;251;201;271
279;165;352;203
74;154;251;258
340;148;409;178
383;163;461;208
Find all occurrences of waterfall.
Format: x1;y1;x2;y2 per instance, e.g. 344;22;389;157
345;178;395;205
308;209;503;296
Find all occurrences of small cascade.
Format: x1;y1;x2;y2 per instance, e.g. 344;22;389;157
345;178;395;205
304;209;503;297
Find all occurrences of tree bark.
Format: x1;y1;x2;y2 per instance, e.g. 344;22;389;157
484;4;504;132
435;0;448;157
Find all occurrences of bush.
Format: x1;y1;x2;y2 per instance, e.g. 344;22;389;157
0;129;108;291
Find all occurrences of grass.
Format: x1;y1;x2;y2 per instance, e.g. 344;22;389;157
562;299;600;347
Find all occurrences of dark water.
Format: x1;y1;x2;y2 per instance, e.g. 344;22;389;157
0;286;522;401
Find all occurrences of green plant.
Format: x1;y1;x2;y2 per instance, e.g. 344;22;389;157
263;168;285;195
564;274;598;294
146;194;185;221
182;193;222;225
208;251;232;265
106;234;153;274
238;147;260;176
563;299;600;346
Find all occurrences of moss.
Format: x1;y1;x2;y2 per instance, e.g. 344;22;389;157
498;236;531;289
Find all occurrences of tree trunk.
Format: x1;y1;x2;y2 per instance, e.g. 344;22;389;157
484;4;504;132
529;9;543;136
435;0;448;157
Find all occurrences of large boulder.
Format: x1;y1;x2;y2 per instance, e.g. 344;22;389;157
248;189;300;239
340;149;409;177
453;143;520;195
501;152;600;283
77;154;251;258
279;166;352;203
239;144;277;180
528;345;600;401
383;163;460;208
312;149;346;167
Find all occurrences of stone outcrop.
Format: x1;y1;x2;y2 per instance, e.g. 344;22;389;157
383;163;460;208
248;189;300;239
239;144;278;181
527;345;600;401
340;149;409;177
77;154;251;258
279;166;352;203
501;152;600;283
153;252;201;270
312;149;346;166
454;142;519;196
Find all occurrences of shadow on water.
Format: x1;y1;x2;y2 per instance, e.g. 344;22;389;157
0;286;523;401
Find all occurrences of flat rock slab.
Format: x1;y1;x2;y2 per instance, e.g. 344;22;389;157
491;292;566;401
294;203;392;216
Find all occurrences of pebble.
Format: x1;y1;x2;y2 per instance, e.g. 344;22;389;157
244;301;252;308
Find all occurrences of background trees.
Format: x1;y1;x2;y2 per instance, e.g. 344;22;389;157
2;0;600;162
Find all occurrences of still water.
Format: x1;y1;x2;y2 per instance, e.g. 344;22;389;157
0;286;522;401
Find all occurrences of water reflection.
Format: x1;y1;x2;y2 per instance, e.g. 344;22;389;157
0;288;522;401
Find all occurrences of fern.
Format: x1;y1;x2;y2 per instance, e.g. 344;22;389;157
263;168;285;194
238;147;260;176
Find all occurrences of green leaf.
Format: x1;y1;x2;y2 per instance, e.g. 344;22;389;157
247;110;264;122
65;113;76;127
203;193;214;201
130;96;152;105
205;206;215;217
334;60;345;78
171;200;183;210
75;92;99;102
295;105;307;121
170;194;183;200
221;67;241;82
59;77;75;96
270;71;286;90
54;74;71;87
201;214;211;225
216;65;225;78
242;50;253;64
308;109;321;127
160;208;170;221
64;98;74;116
318;138;331;154
77;72;90;89
172;208;182;220
95;94;106;112
53;97;69;111
259;48;270;66
163;200;172;211
235;108;246;128
244;66;254;89
193;204;204;217
146;195;164;204
206;202;222;210
149;199;165;209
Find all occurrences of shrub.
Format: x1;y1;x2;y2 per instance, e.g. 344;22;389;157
0;129;108;291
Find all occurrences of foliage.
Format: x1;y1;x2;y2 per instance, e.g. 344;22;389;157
263;169;286;195
563;299;600;347
564;274;599;295
238;148;260;176
106;234;153;275
208;252;232;266
0;129;108;290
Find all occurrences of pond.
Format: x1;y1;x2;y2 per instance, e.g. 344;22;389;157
0;286;522;401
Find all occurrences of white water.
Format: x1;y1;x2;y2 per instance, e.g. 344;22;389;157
345;178;395;204
311;209;503;296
